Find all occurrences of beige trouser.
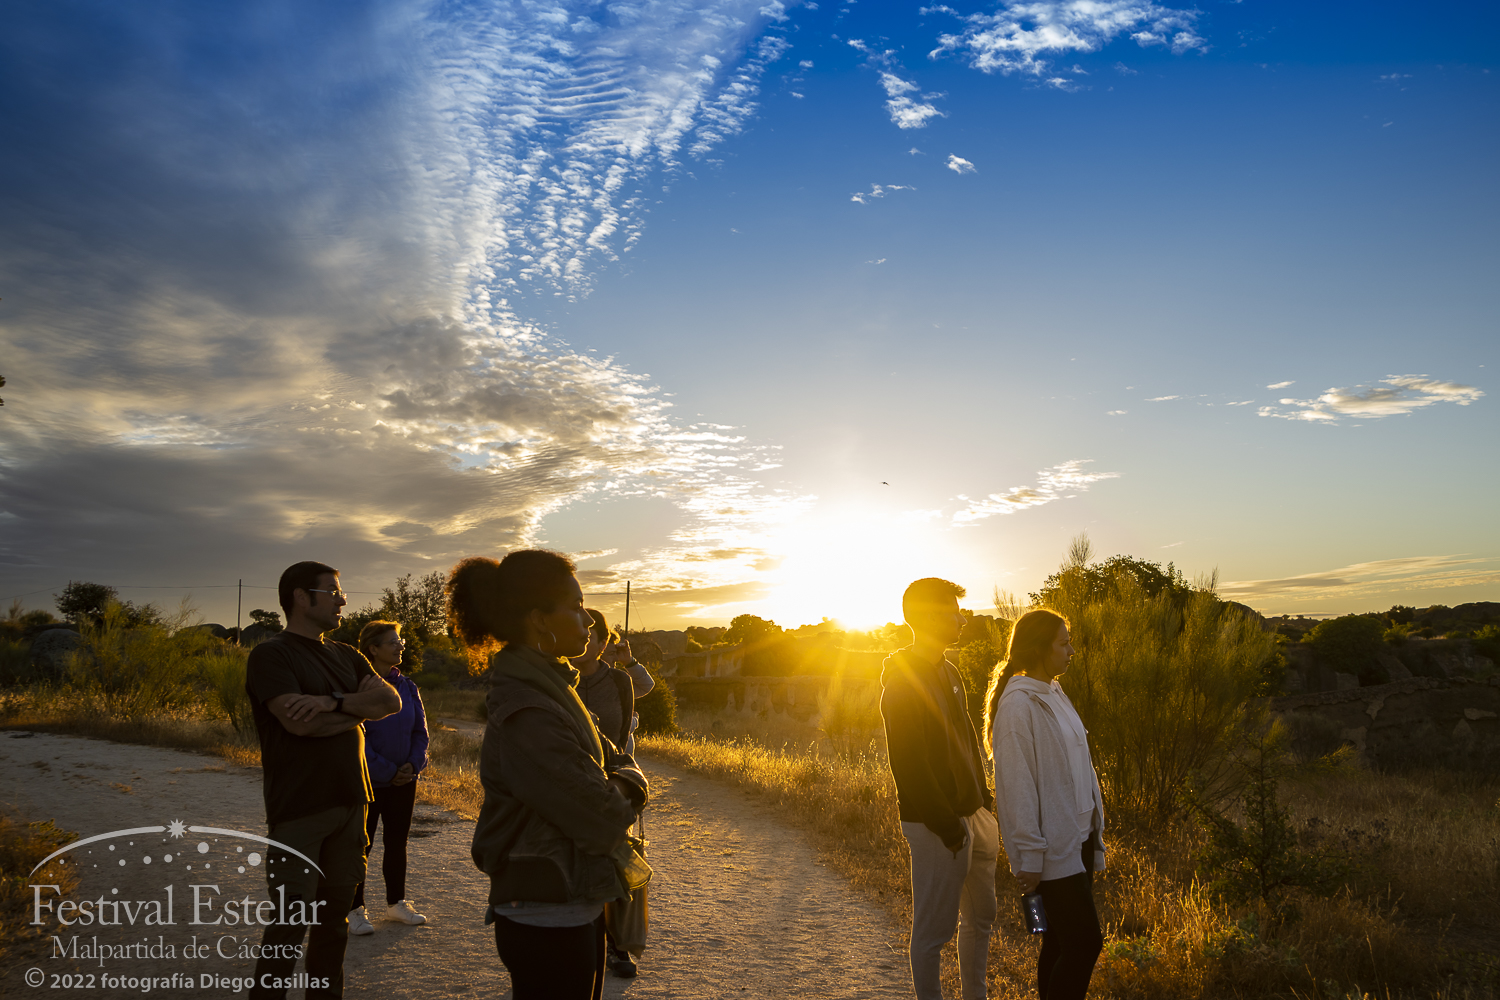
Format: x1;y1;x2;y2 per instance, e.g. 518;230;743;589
901;807;1000;1000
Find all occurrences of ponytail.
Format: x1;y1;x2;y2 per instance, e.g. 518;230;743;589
446;549;578;673
982;608;1068;756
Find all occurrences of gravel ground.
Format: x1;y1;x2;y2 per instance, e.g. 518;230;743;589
1;731;909;999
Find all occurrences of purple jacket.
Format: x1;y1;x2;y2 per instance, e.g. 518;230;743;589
363;667;430;788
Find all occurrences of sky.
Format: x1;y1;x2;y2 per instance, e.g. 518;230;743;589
1;0;1496;631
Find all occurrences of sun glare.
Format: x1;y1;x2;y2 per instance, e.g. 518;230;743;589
755;505;974;630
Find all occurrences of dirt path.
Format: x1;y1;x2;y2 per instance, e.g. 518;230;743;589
1;731;908;998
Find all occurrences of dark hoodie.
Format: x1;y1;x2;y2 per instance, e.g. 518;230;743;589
879;647;993;849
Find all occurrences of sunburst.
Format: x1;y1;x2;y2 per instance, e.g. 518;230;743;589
167;819;187;838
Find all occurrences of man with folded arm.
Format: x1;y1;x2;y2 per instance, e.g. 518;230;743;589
245;560;401;1000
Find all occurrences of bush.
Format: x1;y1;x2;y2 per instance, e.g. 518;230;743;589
1188;721;1354;912
0;639;30;685
1473;623;1500;665
634;665;676;735
1303;615;1386;681
1047;537;1275;824
816;674;881;759
67;601;215;718
198;646;254;735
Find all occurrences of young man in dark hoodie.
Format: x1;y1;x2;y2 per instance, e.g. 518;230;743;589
880;578;999;1000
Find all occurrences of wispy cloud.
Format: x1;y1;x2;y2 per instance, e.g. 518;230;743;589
851;183;914;204
1147;395;1180;401
946;154;977;173
880;72;946;129
930;1;1207;78
1266;380;1295;389
0;0;815;607
1257;375;1484;423
951;460;1120;525
1222;555;1500;604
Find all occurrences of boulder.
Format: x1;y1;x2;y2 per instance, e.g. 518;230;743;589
30;629;82;676
240;622;282;646
181;623;231;640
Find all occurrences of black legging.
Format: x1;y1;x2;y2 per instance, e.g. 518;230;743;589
494;914;606;1000
351;781;416;909
1035;842;1104;1000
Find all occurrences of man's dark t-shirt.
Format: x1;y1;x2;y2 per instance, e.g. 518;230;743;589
245;631;380;826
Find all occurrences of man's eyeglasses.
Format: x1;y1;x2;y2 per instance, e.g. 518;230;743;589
306;588;347;600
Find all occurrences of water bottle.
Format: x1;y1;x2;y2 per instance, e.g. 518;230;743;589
1021;892;1048;935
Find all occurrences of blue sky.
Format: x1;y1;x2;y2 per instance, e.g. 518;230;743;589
1;0;1496;629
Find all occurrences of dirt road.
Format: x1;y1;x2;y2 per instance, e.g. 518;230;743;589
1;731;908;998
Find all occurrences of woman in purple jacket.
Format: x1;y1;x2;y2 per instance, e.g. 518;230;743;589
348;620;431;935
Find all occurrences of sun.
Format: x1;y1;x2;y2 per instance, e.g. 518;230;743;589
755;503;977;630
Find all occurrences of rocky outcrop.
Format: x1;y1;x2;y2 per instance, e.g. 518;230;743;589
1271;676;1500;769
239;622;281;646
180;623;231;640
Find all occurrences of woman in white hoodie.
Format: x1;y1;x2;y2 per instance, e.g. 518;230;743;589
985;610;1104;1000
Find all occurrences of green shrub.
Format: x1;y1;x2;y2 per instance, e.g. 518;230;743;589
67;601;215;717
1473;624;1500;665
0;639;31;686
1188;721;1354;911
1047;536;1275;824
1303;615;1387;684
198;646;254;735
634;666;676;735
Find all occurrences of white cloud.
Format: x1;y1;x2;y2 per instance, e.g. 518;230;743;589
1266;380;1294;389
1222;555;1500;604
851;183;914;204
1146;395;1180;401
931;1;1207;78
951;460;1120;525
0;0;817;609
946;154;977;173
880;72;945;129
1257;375;1484;423
1107;409;1128;415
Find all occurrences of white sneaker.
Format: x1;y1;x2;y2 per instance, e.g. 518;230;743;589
348;907;375;936
387;900;427;925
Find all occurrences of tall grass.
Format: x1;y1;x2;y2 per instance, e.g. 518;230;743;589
647;706;1498;1000
0;814;78;969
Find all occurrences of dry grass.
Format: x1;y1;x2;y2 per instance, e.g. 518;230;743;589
646;709;1499;1000
0;814;78;973
5;678;1494;997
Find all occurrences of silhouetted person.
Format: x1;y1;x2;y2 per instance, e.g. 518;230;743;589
571;608;656;977
881;578;999;1000
986;610;1105;1000
245;561;401;999
452;550;647;1000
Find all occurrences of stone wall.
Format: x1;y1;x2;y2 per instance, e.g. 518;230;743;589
1270;675;1500;769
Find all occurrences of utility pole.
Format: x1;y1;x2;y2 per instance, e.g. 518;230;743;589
236;579;242;646
623;580;631;636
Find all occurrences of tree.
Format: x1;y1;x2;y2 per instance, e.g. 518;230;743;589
56;582;118;625
1302;615;1386;683
723;615;781;648
55;582;160;628
1046;535;1276;825
247;609;283;631
1031;541;1193;611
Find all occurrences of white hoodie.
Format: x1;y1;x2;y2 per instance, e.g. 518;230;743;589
992;674;1107;881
